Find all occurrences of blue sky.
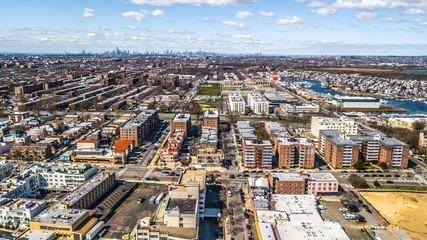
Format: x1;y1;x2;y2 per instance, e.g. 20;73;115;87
0;0;426;55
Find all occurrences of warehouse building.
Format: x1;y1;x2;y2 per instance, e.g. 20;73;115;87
332;95;380;109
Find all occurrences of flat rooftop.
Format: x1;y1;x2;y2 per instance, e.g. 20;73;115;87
271;194;317;214
203;110;219;119
270;172;305;182
32;204;87;226
166;198;197;213
60;172;113;207
148;225;198;239
306;173;337;182
275;220;350;240
172;113;191;122
179;168;206;191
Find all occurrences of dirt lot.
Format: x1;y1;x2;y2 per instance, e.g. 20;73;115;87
360;192;427;240
101;184;167;240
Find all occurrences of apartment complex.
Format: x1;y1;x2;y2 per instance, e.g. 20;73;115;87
243;139;273;169
37;164;98;190
0;198;46;229
228;91;245;114
275;137;315;169
9;112;30;123
159;129;186;163
0;162;12;181
200;127;218;149
319;130;409;168
378;138;409;168
247;91;269;115
311;116;357;138
120;110;159;147
202;110;219;129
319;131;359;168
10;143;53;161
58;171;115;209
171;113;191;133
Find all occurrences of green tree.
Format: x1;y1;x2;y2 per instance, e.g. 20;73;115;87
412;120;426;131
348;174;368;188
373;180;381;188
353;159;365;170
379;162;388;169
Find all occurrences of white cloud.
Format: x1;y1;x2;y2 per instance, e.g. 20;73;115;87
40;37;48;42
122;11;147;21
297;24;325;29
384;18;405;23
354;11;379;20
403;8;426;15
277;16;302;24
151;9;166;17
333;0;427;10
222;20;238;26
82;8;95;18
232;34;251;39
235;11;254;19
105;32;125;37
101;26;110;31
202;17;214;24
129;0;256;7
86;33;96;38
128;25;137;30
307;1;325;8
311;7;337;16
258;11;275;17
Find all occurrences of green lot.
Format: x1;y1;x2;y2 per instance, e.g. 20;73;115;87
197;84;221;96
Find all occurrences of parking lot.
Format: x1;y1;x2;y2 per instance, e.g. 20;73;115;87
319;199;368;240
102;184;167;240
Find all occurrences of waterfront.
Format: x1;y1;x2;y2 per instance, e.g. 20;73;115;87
287;79;427;114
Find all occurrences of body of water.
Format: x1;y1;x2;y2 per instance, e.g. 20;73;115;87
287;79;427;114
400;71;427;75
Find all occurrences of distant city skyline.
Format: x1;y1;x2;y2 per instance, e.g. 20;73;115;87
0;0;426;55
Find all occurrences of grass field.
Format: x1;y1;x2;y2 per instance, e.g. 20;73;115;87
369;185;427;191
360;192;427;240
197;84;221;96
199;102;219;108
321;68;399;72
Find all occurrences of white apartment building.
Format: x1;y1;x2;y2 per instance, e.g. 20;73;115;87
0;162;12;181
37;164;98;190
311;116;357;138
228;92;246;114
0;198;46;228
247;91;269;115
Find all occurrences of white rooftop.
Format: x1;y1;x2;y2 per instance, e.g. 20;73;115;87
271;194;317;214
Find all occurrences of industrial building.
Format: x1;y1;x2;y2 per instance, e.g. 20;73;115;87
332;95;380;109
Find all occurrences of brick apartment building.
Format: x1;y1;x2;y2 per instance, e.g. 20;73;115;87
202;110;219;129
243;139;273;169
275;137;315;169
